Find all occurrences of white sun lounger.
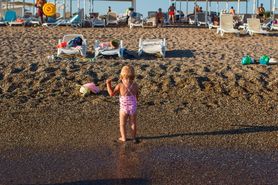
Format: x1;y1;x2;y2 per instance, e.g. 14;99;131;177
246;18;269;36
271;21;278;31
129;12;144;29
138;38;166;58
57;34;87;57
196;13;210;27
106;12;118;25
94;40;124;58
8;21;24;26
217;14;240;36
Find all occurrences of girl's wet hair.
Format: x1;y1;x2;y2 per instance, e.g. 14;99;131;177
120;65;135;80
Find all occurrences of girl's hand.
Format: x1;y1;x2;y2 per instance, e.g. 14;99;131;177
106;78;113;84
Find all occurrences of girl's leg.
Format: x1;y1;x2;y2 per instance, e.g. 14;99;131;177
129;113;137;139
119;111;128;141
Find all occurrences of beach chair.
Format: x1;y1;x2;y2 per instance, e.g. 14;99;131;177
91;13;105;27
57;34;87;57
261;18;273;30
188;14;195;25
106;12;118;25
217;14;240;36
94;40;124;58
246;18;269;36
270;20;278;31
138;38;166;58
196;13;210;26
42;9;84;27
2;10;23;26
129;12;144;29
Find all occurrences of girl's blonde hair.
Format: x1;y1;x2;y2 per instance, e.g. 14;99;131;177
120;65;135;80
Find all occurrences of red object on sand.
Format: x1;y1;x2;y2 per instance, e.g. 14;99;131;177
57;42;67;48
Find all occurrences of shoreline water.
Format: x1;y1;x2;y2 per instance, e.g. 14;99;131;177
0;26;277;184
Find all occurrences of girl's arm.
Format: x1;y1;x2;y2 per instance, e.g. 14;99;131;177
135;83;139;101
106;79;120;96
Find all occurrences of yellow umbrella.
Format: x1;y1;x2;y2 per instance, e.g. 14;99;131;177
43;2;56;16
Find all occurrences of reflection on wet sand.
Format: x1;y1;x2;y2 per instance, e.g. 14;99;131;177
1;144;278;185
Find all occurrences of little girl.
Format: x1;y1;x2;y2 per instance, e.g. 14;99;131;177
106;65;139;143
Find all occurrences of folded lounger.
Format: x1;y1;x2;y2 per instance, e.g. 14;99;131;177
138;38;166;58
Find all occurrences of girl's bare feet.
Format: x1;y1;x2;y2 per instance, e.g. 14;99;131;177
118;137;126;142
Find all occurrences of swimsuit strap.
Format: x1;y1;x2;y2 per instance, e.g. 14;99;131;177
122;82;134;96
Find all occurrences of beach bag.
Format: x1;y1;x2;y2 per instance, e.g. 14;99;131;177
68;37;83;47
259;55;270;65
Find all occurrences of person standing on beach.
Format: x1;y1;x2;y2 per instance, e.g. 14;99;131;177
168;3;176;25
257;3;265;22
35;0;47;24
107;6;112;14
106;65;139;143
229;6;235;15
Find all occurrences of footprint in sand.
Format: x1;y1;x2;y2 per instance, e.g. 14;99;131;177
44;67;56;73
29;63;38;72
159;64;168;70
203;66;210;72
18;96;28;104
140;64;149;71
0;72;3;80
6;83;18;92
136;74;144;80
11;67;24;74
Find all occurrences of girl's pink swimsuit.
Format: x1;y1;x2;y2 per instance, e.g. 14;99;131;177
119;83;137;115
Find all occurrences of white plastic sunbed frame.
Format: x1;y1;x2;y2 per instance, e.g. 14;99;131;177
57;34;87;57
246;18;269;36
217;14;240;36
271;22;278;30
106;12;118;25
129;12;144;29
94;40;124;58
138;38;166;58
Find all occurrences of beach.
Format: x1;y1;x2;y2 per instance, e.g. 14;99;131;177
0;26;278;184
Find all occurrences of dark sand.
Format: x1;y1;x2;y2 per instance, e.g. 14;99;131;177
0;26;278;184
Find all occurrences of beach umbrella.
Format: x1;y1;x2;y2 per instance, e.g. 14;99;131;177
70;0;72;17
84;0;86;18
274;0;277;17
186;0;189;16
77;0;80;10
246;0;248;14
253;0;256;14
132;0;136;11
237;0;240;14
0;0;2;19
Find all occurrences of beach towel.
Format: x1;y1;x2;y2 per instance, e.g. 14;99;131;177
68;37;83;47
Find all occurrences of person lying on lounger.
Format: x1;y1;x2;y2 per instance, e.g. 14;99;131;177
99;40;120;50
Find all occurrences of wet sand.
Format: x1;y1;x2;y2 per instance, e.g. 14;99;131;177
0;26;278;184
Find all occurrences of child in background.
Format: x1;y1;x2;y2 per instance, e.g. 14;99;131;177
106;65;139;143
